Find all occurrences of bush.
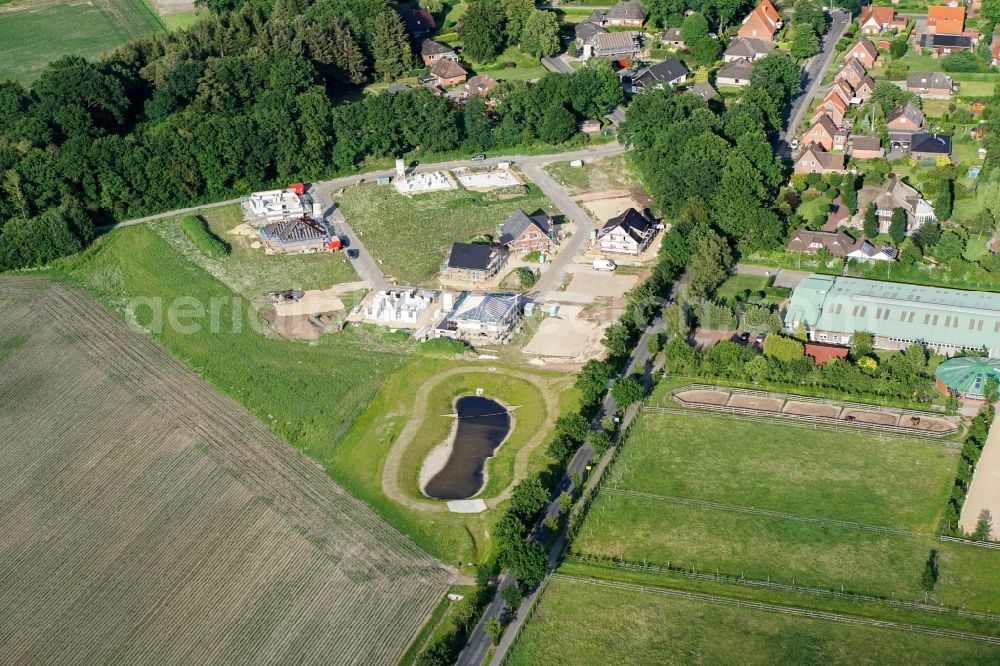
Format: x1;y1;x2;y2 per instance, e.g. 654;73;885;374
417;337;472;356
941;51;981;73
180;215;228;258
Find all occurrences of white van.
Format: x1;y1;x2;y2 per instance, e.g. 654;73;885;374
593;258;617;272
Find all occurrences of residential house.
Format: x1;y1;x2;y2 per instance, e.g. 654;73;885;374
850;135;884;160
464;75;497;98
918;32;977;55
722;37;775;61
592;31;641;60
906;72;954;99
844;38;879;69
400;6;436;36
812;92;847;127
442;243;509;283
716;59;754;86
926;5;965;35
575;20;607;51
853;174;935;232
688;81;718;102
794;145;846;174
886;101;924;134
631;58;688;92
847;240;899;262
499;209;555;254
853;76;876;104
421;40;456;66
738;0;782;41
259;216;334;253
429;58;467;87
833;127;850;151
436;292;521;342
835;58;867;89
604;0;646;26
785;229;859;257
661;27;685;48
827;80;854;106
910;132;953;161
595;208;656;255
858;6;906;34
803;115;839;151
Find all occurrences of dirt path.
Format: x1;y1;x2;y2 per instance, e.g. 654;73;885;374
960;411;1000;538
381;366;565;513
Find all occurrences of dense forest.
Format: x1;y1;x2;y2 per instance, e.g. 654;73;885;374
0;0;622;270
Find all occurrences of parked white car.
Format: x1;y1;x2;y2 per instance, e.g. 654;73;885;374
593;258;617;272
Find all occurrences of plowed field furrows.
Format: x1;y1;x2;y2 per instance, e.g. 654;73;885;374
0;277;452;666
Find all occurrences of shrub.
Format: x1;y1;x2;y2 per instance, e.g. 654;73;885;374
180;215;228;258
417;337;472;356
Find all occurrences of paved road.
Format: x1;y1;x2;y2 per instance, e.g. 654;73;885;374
541;56;575;74
735;263;811;289
781;9;851;149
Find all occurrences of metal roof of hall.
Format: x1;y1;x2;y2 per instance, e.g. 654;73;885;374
785;274;1000;354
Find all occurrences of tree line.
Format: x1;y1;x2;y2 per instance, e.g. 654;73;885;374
0;0;623;271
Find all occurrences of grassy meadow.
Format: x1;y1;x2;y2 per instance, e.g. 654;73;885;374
0;0;164;85
335;181;556;285
507;577;1000;665
569;409;1000;611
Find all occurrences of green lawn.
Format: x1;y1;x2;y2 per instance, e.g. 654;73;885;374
335;181;556;285
0;0;164;85
508;577;1000;665
716;273;772;301
161;9;204;31
544;154;638;194
569;410;1000;608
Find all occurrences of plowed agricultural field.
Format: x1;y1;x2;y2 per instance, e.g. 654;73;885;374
0;277;451;665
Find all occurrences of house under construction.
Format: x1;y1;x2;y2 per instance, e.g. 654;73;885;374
435;292;521;341
259;216;339;253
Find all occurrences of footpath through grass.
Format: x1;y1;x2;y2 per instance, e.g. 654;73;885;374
507;577;1000;665
335;181;556;285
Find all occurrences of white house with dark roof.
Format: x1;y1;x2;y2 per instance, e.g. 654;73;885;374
595;208;655;255
716;59;754;86
722;37;775;62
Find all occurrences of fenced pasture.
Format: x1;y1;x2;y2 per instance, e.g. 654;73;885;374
570;410;1000;612
506;576;1000;665
0;277;451;664
0;0;164;85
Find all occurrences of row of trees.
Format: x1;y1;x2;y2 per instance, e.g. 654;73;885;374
620;52;801;255
0;0;622;270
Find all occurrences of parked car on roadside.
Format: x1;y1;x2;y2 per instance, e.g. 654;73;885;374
347;249;359;259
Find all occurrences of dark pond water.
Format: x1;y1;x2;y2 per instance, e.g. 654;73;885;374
424;396;511;500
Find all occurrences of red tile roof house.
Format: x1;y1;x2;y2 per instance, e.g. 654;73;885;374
421;40;456;67
794;145;846;174
858;6;907;35
826;80;854;106
498;209;556;254
812;93;847;126
803;115;838;151
804;341;851;364
738;0;782;41
429;58;467;87
835;58;867;89
926;5;965;35
843;38;879;69
853;76;876;104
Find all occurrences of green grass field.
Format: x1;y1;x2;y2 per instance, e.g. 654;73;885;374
715;273;772;301
570;410;1000;609
335;181;556;285
544;154;638;194
0;0;164;85
508;577;1000;665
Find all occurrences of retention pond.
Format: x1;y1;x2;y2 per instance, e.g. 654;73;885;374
423;396;511;500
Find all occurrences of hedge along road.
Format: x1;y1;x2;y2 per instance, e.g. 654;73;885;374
100;142;627;292
381;366;564;513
